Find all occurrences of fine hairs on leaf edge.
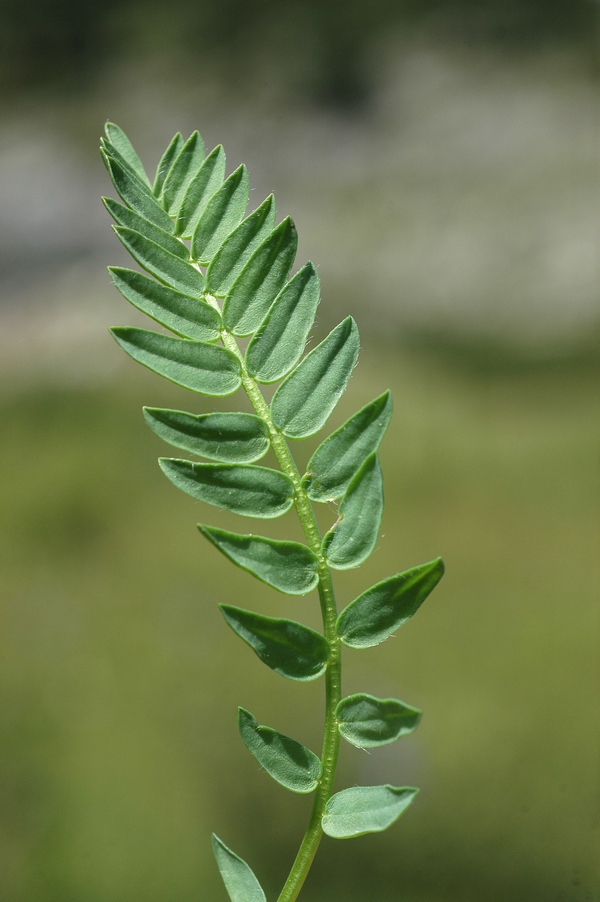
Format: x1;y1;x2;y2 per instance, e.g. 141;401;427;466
102;121;445;902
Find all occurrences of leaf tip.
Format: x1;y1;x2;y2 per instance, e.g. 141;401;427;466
109;325;126;343
157;456;177;478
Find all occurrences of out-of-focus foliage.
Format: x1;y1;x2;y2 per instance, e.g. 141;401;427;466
1;340;597;900
0;0;596;104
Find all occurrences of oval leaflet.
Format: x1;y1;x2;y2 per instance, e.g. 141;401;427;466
322;785;419;839
199;527;318;593
143;409;269;463
238;707;322;794
219;605;330;681
337;558;445;648
159;460;294;518
336;693;422;748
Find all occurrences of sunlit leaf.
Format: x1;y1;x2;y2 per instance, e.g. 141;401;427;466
153;132;184;196
104;122;150;186
222;218;298;336
206;195;276;297
113;227;205;297
212;834;266;902
102;153;174;233
303;391;392;501
321;785;419;839
238;708;321;793
175;144;226;238
103;198;189;259
336;558;445;648
199;527;318;593
161;130;206;215
143;408;269;462
101;137;146;192
191;165;249;263
322;453;383;569
110;327;240;395
160;460;294;517
336;693;421;748
271;317;359;438
246;263;320;384
109;268;220;341
219;605;330;681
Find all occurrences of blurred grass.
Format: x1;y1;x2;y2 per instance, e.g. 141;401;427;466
1;337;598;901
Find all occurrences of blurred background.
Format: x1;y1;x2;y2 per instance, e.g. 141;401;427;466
1;1;599;900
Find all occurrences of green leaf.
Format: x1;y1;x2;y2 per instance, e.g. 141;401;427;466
144;408;269;462
113;227;205;297
102;153;174;233
336;694;422;748
206;195;276;298
103;198;189;260
104;122;150;186
109;268;220;342
212;834;266;902
336;558;445;649
175;144;226;238
245;263;320;384
238;708;322;794
322;453;383;569
222;218;298;336
101;139;147;193
153;132;184;196
191;165;249;263
321;785;419;839
161;130;206;215
199;527;318;593
160;460;294;518
270;317;360;439
110;327;240;395
219;605;330;681
303;391;392;501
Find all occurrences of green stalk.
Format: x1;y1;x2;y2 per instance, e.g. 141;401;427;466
220;326;342;902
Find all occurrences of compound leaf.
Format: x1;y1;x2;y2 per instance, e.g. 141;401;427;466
191;165;249;263
222;218;298;336
206;195;276;297
336;558;445;648
103;198;189;259
103;153;174;233
160;460;294;518
238;708;321;794
114;227;205;297
271;317;359;439
144;408;269;462
104;122;150;186
109;268;220;341
110;327;240;395
323;453;383;569
303;391;392;501
336;694;422;748
212;835;266;902
219;605;329;680
321;786;419;839
245;262;320;384
161;130;205;215
175;144;226;237
199;527;318;593
153;131;184;196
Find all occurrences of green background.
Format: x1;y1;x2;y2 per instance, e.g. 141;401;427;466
0;2;598;899
2;344;597;900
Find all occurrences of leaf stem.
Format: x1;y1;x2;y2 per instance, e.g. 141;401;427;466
220;326;342;902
